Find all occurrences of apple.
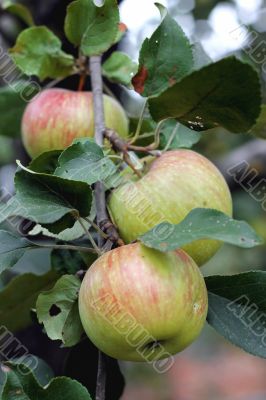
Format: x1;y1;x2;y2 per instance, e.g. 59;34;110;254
79;242;208;362
108;150;233;266
22;88;129;158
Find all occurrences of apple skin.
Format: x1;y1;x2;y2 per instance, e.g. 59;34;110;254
79;243;208;362
22;88;129;158
108;150;233;266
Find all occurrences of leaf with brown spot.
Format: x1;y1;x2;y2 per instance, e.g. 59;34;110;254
132;3;193;97
132;66;149;94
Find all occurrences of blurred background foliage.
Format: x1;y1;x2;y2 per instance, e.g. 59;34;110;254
0;0;266;399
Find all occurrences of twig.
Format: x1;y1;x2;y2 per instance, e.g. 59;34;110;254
95;351;107;400
104;128;162;158
104;129;141;177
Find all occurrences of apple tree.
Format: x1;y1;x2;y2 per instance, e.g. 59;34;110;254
0;0;265;399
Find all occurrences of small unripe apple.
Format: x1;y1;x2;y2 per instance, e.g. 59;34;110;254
79;243;208;362
108;150;233;266
22;88;129;158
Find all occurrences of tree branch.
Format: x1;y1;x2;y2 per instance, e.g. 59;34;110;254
90;54;108;400
90;56;123;249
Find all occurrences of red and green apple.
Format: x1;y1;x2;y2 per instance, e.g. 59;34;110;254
22;88;129;158
108;150;233;266
79;242;208;362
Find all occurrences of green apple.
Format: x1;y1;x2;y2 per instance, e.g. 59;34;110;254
108;150;233;266
79;243;208;362
22;88;129;158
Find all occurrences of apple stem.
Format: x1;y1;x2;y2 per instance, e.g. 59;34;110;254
78;72;87;91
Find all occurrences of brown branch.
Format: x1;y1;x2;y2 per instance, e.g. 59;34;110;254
104;128;162;159
90;55;123;400
95;351;107;400
90;56;122;249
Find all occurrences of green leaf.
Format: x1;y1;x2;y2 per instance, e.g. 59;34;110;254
0;169;93;232
10;357;54;387
55;139;117;185
29;150;61;174
132;3;193;97
139;208;263;252
65;0;120;56
1;357;53;393
0;230;34;274
1;358;53;388
10;26;75;81
0;365;6;397
159;120;201;149
36;275;84;347
51;249;89;275
2;1;35;26
103;51;138;88
0;270;58;332
250;104;266;138
29;194;96;241
206;272;266;358
149;57;261;133
30;218;90;242
2;362;92;400
0;83;39;138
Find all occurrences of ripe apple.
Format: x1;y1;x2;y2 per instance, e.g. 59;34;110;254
79;243;208;362
108;150;233;266
22;88;129;158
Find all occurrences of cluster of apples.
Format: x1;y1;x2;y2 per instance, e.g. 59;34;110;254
22;89;232;362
